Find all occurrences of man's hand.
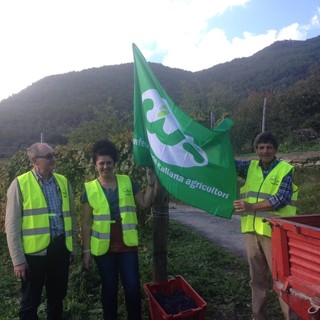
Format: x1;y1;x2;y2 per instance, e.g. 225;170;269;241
233;200;253;214
234;199;274;214
14;262;29;281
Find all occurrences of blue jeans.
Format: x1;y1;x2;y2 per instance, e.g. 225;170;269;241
94;251;141;320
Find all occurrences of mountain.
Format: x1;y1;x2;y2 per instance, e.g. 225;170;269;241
198;37;320;93
0;36;320;158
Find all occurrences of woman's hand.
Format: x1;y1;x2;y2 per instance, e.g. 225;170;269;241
146;167;156;187
83;252;92;270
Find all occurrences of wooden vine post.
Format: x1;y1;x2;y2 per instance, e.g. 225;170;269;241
152;179;169;282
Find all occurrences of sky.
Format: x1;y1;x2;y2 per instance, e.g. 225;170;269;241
1;0;320;103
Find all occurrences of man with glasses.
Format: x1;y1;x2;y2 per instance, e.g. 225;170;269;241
5;142;79;320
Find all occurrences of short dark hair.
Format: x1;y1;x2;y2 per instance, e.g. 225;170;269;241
92;140;119;164
253;131;278;150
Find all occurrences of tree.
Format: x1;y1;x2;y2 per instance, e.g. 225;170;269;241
68;105;133;144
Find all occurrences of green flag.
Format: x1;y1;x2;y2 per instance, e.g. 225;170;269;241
133;43;237;218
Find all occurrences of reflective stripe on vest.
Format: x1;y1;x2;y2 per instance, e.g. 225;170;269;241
17;171;73;253
85;174;137;256
240;191;297;207
240;160;298;237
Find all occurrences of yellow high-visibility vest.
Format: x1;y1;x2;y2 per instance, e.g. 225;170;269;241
17;171;73;253
240;160;298;237
85;174;138;256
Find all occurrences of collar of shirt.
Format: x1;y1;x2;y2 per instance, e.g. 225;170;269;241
34;170;54;185
258;157;279;176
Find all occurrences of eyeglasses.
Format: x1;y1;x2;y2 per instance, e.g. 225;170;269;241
36;153;56;160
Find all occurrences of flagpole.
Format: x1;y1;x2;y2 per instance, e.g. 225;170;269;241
152;180;169;282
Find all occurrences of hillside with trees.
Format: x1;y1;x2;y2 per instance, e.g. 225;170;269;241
0;36;320;157
1;37;320;318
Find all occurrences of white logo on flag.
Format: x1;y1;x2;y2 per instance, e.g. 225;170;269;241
142;89;208;168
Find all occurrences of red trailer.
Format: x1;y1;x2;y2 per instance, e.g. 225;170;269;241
270;215;320;320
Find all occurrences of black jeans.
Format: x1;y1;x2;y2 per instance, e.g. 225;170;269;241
20;236;70;320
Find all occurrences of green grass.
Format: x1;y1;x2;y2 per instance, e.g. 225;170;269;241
294;166;320;214
2;166;319;319
1;249;20;320
279;139;320;153
0;220;282;320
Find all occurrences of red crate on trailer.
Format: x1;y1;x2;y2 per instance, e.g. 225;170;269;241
143;275;207;320
270;214;320;320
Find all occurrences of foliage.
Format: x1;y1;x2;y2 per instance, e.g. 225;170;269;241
0;132;149;233
269;66;320;139
0;132;153;319
68;105;133;144
1;133;320;318
0;234;20;319
1;35;320;316
230;66;320;153
0;219;283;320
0;151;30;232
1;37;320;157
294;166;320;214
231;91;267;154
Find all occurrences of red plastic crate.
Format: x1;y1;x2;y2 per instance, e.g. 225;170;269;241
143;275;207;320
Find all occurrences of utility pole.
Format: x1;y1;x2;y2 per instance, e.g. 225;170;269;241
210;111;215;129
261;97;267;132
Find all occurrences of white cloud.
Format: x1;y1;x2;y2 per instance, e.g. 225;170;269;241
312;14;320;27
277;23;306;40
0;0;319;102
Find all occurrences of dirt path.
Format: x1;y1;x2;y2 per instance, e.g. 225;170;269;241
237;150;320;162
167;151;320;259
169;204;246;259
